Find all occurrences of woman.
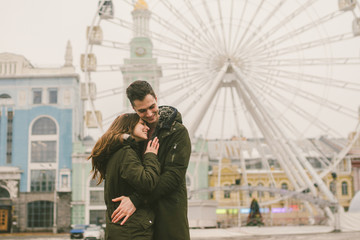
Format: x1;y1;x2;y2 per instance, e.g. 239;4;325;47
88;113;160;240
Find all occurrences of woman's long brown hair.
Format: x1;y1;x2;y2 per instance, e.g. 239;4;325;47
88;113;140;184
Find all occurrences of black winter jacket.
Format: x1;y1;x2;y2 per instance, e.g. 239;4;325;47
104;139;160;240
131;106;192;240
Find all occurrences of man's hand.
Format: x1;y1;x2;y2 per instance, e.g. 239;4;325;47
111;196;136;225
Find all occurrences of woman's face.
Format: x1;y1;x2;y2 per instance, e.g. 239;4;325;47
132;118;150;141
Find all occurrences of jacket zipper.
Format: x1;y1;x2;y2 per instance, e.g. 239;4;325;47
171;143;177;162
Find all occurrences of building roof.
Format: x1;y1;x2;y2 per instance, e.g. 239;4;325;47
0;51;78;79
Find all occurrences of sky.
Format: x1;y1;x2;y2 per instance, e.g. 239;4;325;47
0;0;94;71
1;0;360;140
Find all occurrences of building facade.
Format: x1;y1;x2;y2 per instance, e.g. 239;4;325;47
71;137;104;225
206;138;354;227
0;43;83;232
349;131;360;194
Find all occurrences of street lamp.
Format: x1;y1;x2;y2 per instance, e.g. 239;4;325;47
330;172;341;232
234;178;241;227
53;180;57;234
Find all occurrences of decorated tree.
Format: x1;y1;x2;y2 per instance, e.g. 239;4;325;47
246;198;264;226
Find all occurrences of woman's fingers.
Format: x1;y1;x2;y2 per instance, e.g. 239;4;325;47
145;137;159;154
151;137;159;149
112;211;125;223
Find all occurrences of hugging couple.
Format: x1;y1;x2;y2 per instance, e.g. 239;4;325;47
89;80;191;240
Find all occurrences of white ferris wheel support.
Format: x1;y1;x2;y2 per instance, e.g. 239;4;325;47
233;63;341;217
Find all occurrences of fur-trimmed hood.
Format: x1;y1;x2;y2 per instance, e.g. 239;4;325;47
157;105;182;130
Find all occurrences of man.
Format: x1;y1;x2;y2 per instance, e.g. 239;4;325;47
111;80;191;240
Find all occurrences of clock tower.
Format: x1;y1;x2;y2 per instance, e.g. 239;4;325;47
121;0;162;110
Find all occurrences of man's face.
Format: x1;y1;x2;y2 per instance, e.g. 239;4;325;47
132;94;159;125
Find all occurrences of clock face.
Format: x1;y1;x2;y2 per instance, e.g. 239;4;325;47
135;47;146;56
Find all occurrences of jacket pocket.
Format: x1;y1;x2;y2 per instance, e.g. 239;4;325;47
124;208;155;230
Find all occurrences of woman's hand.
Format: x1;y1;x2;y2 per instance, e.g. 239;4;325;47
145;137;159;155
111;196;136;225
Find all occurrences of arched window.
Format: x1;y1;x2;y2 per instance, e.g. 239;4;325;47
224;184;231;199
0;93;11;98
0;187;10;198
30;117;57;163
281;183;288;190
27;201;53;227
32;117;57;135
341;181;348;195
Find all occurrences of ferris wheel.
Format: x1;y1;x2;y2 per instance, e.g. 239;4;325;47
82;0;360;219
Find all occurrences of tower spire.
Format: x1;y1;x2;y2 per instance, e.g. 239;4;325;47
132;0;151;37
64;40;73;67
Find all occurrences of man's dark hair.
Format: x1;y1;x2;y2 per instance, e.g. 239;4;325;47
126;80;156;106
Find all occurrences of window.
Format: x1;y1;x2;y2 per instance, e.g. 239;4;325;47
224;190;231;198
31;141;56;163
248;183;253;197
59;170;70;191
30;170;55;192
89;178;104;206
27;201;53;227
90;178;104;187
32;117;56;135
341;181;348;195
48;89;58;104
0;93;11;99
209;191;214;199
257;183;264;198
89;210;106;225
281;183;288;190
33;89;42;104
7;110;13;164
0;187;10;198
30;117;57;163
61;175;69;187
90;191;104;205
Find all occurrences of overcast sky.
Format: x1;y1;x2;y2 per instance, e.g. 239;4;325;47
1;0;360;140
0;0;94;71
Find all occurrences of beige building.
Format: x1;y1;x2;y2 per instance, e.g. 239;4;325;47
206;138;355;227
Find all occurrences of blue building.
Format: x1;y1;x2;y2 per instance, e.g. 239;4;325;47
0;42;83;233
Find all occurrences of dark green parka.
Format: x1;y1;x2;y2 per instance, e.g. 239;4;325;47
131;106;192;240
104;138;160;240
